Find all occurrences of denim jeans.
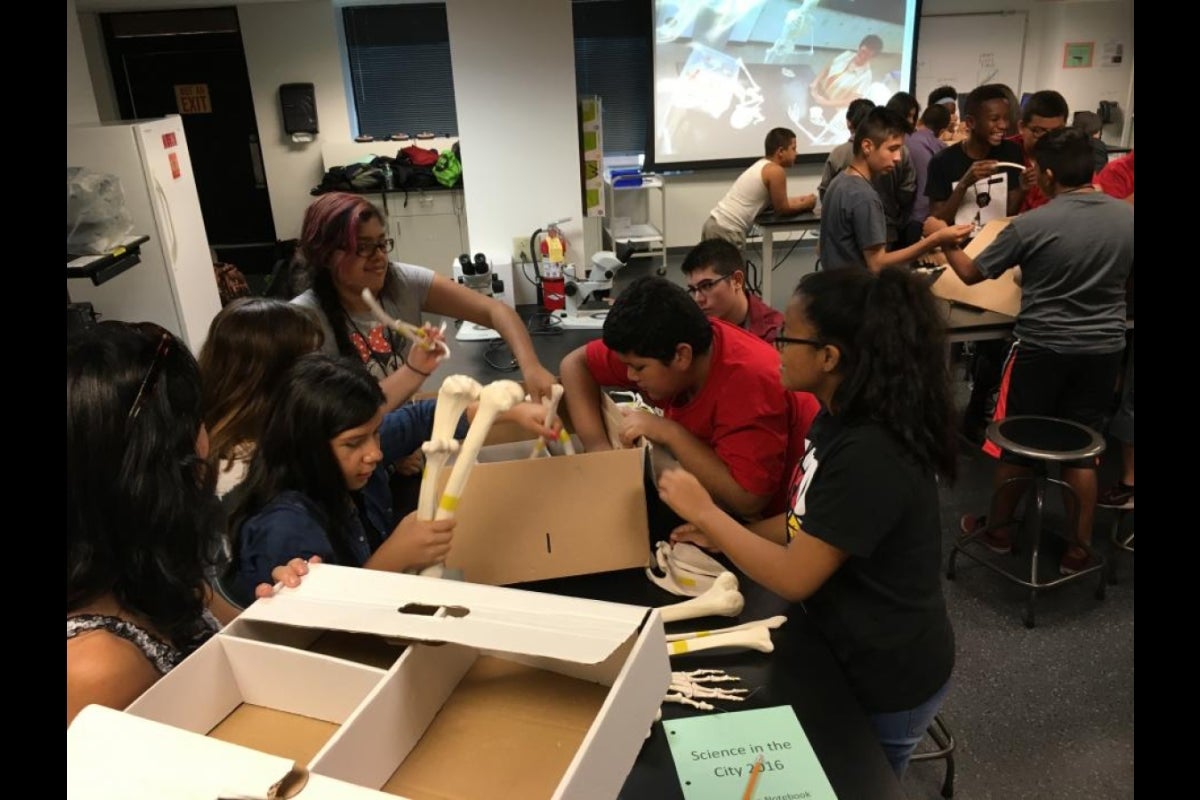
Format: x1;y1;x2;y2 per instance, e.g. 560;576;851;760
868;678;952;777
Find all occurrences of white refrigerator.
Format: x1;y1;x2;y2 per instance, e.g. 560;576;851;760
67;115;221;352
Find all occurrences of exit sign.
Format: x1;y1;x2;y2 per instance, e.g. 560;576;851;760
174;84;212;114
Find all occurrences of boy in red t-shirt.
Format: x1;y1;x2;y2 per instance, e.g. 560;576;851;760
1009;90;1069;213
561;277;819;517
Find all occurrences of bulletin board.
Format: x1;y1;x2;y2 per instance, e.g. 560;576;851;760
915;12;1028;103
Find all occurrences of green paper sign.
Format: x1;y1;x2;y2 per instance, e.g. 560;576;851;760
663;706;837;800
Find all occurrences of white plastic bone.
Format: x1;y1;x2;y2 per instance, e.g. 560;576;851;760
646;541;726;597
667;625;774;656
528;384;575;458
664;615;787;642
361;288;450;359
418;375;482;522
662;668;749;712
658;571;744;623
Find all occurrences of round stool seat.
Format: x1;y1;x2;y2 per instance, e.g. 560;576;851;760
986;416;1106;462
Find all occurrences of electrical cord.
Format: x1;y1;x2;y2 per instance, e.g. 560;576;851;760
484;339;519;372
525;311;564;336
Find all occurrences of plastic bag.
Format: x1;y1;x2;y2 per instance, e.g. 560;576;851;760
67;167;135;254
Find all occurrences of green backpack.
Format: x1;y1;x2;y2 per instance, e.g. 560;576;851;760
432;144;462;188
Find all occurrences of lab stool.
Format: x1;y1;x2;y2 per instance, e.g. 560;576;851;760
947;415;1107;628
910;713;956;798
1104;503;1135;585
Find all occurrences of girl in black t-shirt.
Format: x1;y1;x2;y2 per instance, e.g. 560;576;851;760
658;268;957;776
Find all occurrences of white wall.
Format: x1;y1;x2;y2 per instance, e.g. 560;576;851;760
238;0;352;241
445;0;584;303
67;0;100;124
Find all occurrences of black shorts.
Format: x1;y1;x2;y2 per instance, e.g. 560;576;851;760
983;342;1123;466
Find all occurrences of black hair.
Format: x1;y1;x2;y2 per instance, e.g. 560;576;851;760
68;322;222;650
961;84;1010;122
602;276;713;364
1022;90;1068;124
794;269;957;481
1031;127;1095;189
927;85;958;108
682;238;744;278
845;98;876;133
920;104;951;135
230;354;387;580
764;127;796;157
885;91;921;134
853;107;908;156
860;34;884;53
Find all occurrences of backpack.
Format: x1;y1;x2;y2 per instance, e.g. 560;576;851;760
399;145;439;167
432;145;462;188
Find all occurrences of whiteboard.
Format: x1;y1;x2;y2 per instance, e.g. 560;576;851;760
915;13;1027;104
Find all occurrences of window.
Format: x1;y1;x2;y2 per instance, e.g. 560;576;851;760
573;0;651;157
343;4;459;139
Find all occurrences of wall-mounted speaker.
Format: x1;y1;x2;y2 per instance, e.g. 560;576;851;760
279;83;318;135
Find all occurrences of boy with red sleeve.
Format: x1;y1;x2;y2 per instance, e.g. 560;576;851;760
561;276;819;518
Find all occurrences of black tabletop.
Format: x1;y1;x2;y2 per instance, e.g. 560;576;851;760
513;569;903;799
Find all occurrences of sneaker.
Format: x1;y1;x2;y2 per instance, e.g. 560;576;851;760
1098;482;1134;510
1059;547;1093;576
960;513;1011;554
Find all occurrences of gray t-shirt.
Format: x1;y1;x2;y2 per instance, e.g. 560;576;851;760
292;261;436;378
819;172;887;271
818;144;916;244
974;192;1133;354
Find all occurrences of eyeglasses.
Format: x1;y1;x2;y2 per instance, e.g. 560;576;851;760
127;331;174;422
685;274;733;296
1026;125;1058;139
355;238;395;257
773;336;825;353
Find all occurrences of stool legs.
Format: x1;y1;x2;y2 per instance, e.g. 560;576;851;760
948;473;1105;628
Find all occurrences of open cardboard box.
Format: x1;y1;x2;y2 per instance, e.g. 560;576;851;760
75;564;670;800
431;392;656;586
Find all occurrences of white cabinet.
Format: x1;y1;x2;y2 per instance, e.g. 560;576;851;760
370;189;469;278
602;174;667;275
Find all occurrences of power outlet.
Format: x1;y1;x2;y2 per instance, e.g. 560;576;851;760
512;236;530;265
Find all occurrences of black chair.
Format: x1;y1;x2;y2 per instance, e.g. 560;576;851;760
910;713;956;798
948;415;1107;628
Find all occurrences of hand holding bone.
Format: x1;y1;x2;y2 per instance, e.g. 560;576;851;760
369;512;455;573
529;384;575;458
361;288;450;361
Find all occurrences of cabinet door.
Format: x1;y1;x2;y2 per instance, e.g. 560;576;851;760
395;214;463;278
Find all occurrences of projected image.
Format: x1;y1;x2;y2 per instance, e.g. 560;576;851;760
652;0;917;168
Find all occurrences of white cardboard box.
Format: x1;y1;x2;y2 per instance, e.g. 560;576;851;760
70;564;670;800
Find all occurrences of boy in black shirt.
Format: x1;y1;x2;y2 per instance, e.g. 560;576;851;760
926;84;1025;228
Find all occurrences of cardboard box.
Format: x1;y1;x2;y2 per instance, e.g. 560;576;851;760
930;217;1022;316
68;564;671;800
429;392;655;586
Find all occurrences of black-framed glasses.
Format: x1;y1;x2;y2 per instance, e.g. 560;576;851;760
355;237;395;257
685;274;733;296
127;332;173;422
773;336;825;353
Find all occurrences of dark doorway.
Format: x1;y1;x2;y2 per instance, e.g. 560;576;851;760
102;7;278;273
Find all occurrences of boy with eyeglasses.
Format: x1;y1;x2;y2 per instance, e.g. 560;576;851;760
682;239;783;344
926;84;1025;229
561;276;819;518
1009;90;1069;213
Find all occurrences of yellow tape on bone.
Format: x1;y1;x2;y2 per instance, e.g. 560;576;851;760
669;640;690;655
439;495;460;512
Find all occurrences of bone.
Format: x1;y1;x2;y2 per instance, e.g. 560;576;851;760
657;572;744;623
420;380;525;577
361;288;450;359
528;384;575;459
662;668;750;712
645;541;726;597
664;615;787;642
418;375;482;521
667;625;774;656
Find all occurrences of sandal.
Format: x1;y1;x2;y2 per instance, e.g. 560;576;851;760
960;513;1012;554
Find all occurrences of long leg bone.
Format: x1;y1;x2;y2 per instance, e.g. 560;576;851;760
420;380;525;577
418;376;482;522
657;572;743;623
528;384;576;458
667;625;774;656
665;615;787;642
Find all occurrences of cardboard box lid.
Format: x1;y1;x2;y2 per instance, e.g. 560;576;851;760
238;563;648;665
930;218;1022;316
68;704;387;799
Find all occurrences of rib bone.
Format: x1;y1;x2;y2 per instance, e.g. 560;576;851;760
657;572;743;623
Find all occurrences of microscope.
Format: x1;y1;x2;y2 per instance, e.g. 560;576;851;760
453;252;505;297
552;250;627;329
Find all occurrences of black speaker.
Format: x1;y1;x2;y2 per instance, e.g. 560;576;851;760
279;83;318;135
